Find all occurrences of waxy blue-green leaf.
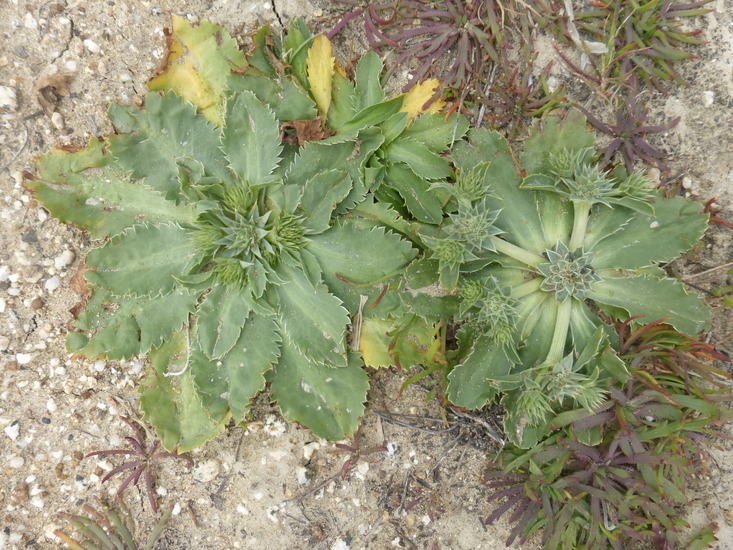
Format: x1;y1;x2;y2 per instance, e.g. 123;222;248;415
271;340;367;440
272;262;349;367
195;284;253;359
222;91;282;186
141;332;228;452
85;223;196;297
453;129;547;254
108;92;233;199
587;275;710;335
588;195;709;270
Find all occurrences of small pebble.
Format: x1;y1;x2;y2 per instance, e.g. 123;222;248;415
5;422;20;440
44;276;60;291
47;399;57;413
9;456;25;468
681;176;693;190
702;90;714;107
54;249;75;271
23;13;39;29
193;458;221;482
0;86;18;111
30;297;44;309
51;112;64;130
94;360;106;372
16;353;32;365
83;39;101;54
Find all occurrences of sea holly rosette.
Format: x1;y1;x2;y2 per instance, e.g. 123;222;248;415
27;20;422;452
406;111;710;447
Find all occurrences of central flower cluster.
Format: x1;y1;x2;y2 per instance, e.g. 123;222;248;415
194;187;305;291
537;242;600;302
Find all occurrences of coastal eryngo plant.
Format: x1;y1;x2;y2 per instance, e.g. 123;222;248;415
27;18;433;452
405;111;710;447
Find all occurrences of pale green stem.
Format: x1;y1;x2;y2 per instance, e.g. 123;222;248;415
510;278;542;299
546;298;573;364
492;237;545;267
569;200;591;250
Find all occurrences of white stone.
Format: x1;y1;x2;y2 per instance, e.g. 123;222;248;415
83;39;101;54
46;398;57;413
54;249;75;270
5;422;20;440
44;276;60;291
51;112;64;130
193;458;221;482
93;360;106;372
23;13;38;29
16;353;32;364
0;86;18;111
295;466;308;485
703;90;714;107
8;455;25;468
682;176;693;190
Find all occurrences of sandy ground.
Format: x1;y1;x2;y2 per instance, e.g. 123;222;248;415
1;1;732;549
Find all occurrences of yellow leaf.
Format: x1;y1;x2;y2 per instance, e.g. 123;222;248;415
306;35;335;120
400;79;446;121
359;318;395;369
147;16;246;126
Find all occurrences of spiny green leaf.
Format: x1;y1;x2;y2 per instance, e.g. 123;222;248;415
386;163;444;224
141;332;229;452
225;313;281;422
27;166;197;240
297;169;352;234
521;110;595;174
195;284;252;359
353;52;385;112
334;96;404;135
222;91;282;187
271;261;349;367
327;71;356;130
385;138;452;180
447;327;515;408
587;274;710;335
401;113;469;152
270;339;367;440
36;136;107;180
226;74;317;122
108;91;233;199
285;140;356;184
307;219;417;312
85;223;196;297
69;285;199;359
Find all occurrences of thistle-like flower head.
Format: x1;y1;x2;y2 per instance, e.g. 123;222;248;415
444;197;502;252
538;242;600;302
